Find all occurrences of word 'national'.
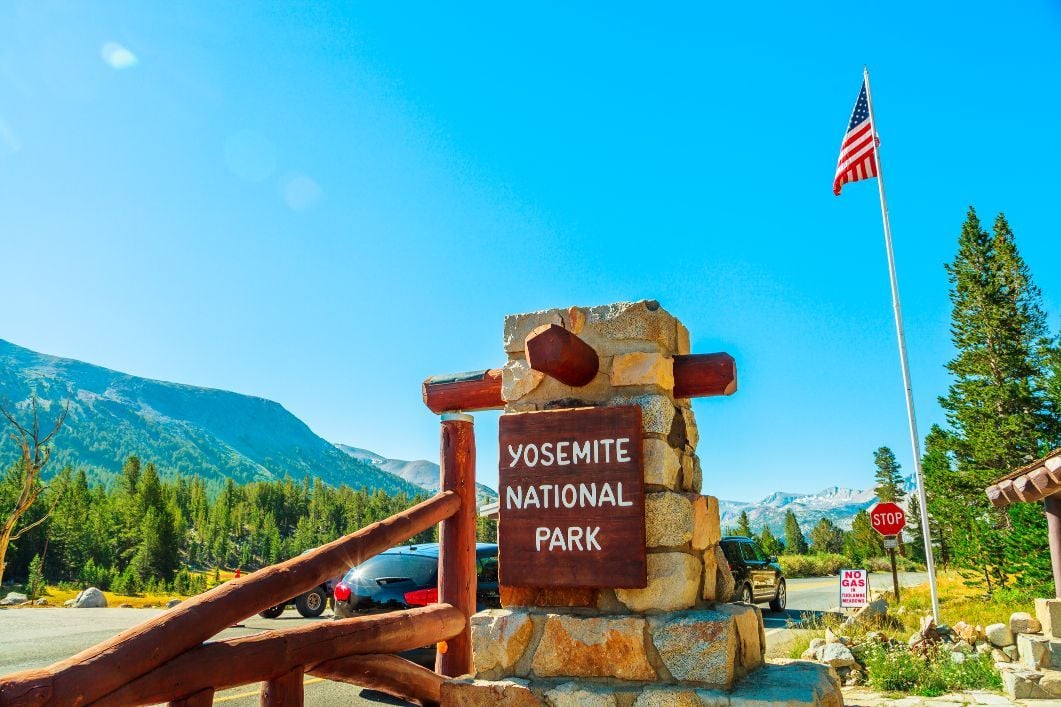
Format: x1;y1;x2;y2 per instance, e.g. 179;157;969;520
505;482;634;511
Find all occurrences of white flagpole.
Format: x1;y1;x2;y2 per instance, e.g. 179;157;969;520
862;65;940;623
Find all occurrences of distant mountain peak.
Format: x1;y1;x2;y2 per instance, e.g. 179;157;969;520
720;484;880;534
335;443;498;504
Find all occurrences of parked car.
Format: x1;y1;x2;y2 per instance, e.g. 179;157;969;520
258;575;343;619
332;542;499;619
719;536;786;611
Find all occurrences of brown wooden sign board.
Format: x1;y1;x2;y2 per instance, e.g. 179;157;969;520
498;405;647;588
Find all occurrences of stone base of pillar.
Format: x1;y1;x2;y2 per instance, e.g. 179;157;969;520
442;660;843;706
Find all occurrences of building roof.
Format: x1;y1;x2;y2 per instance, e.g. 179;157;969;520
985;448;1061;507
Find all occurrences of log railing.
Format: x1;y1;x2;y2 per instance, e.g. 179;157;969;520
0;486;471;707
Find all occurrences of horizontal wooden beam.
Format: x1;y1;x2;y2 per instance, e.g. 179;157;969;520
310;654;443;707
92;604;465;706
525;324;599;387
422;369;503;414
0;492;461;707
672;352;737;398
422;352;738;413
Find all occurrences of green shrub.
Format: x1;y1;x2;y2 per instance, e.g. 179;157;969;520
779;553;852;577
27;554;45;600
862;643;1001;696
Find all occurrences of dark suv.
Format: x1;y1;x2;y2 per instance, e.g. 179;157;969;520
333;542;499;618
720;536;786;611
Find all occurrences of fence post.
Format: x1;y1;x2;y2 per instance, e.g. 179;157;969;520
168;687;214;707
436;411;477;677
260;665;304;706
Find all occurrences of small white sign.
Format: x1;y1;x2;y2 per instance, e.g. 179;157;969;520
883;536;898;550
839;568;869;608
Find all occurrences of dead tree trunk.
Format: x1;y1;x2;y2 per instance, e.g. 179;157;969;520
0;399;67;588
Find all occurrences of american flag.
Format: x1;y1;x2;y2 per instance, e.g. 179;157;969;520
833;81;878;196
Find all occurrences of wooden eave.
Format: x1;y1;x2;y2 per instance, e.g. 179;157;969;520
985;448;1061;508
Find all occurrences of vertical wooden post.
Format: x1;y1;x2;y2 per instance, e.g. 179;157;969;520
436;411;477;677
888;545;900;602
169;687;214;707
260;665;304;707
1045;494;1061;599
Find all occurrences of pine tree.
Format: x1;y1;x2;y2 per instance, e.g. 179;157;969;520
734;511;752;538
873;447;905;503
784;510;808;554
936;209;1052;589
810;518;844;554
759;525;783;556
845;510;883;562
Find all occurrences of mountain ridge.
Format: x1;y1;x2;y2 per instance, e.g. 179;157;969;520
0;338;420;495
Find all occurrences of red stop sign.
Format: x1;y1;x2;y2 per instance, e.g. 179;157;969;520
869;502;906;536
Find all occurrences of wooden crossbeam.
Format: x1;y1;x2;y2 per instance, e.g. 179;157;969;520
422;353;737;414
311;654;443;707
525;323;600;386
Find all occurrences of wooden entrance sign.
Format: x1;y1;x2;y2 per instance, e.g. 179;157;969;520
498;406;646;588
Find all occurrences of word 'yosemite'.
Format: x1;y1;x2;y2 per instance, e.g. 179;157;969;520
505;482;634;511
507;437;631;468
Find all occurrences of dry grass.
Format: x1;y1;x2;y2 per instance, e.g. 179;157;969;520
20;570;227;609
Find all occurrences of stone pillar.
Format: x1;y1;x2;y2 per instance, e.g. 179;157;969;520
449;301;814;705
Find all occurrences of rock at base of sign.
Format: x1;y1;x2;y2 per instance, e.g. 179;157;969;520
531;614;656;681
447;659;841;706
615;552;700;613
472;610;535;674
649;610;737;687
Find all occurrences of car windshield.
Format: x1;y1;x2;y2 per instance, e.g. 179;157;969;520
346;553;437;585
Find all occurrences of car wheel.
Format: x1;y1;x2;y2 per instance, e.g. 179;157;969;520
296;587;327;618
740;583;754;605
769;580;787;612
258;604;285;619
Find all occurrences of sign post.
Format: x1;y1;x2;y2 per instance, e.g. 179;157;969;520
869;501;906;601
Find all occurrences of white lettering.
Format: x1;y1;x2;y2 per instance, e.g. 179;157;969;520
616;438;630;463
523;486;540;509
573;441;591;464
548;527;565;551
598;483;616;506
617;481;633;507
508;444;523;468
540;442;554;466
540;484;552;509
586;526;601;550
579;483;597;508
505;485;522;510
600;438;614;463
535;527;550;550
556;441;570;465
568;526;584;550
561;485;577;508
524;444;539;467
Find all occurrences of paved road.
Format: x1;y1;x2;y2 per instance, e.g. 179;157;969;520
762;571;929;657
0;607;403;706
0;572;929;705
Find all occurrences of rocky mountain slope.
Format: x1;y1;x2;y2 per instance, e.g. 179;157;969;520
336;444;498;504
0;338;420;495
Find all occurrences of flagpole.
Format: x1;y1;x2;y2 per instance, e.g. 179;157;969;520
862;65;940;623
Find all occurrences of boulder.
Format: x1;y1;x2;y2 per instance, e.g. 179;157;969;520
1;592;28;606
62;599;75;608
986;622;1015;647
1040;670;1061;697
818;643;856;668
1037;598;1061;640
471;609;534;675
73;587;107;608
1018;632;1051;669
118;603;134;609
730;659;843;707
1003;645;1020;661
1010;611;1043;635
543;682;616;707
34;598;47;606
713;545;735;602
442;678;540;706
1002;668;1051;700
615;552;699;612
853;598;888;624
644;492;693;547
649;610;737;687
992;647;1012;663
167;599;181;608
531;614;655;681
714;603;765;673
952;620;982;643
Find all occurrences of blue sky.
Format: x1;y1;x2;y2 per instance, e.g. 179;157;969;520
2;2;1059;502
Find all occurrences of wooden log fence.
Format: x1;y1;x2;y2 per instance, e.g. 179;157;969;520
0;492;464;706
